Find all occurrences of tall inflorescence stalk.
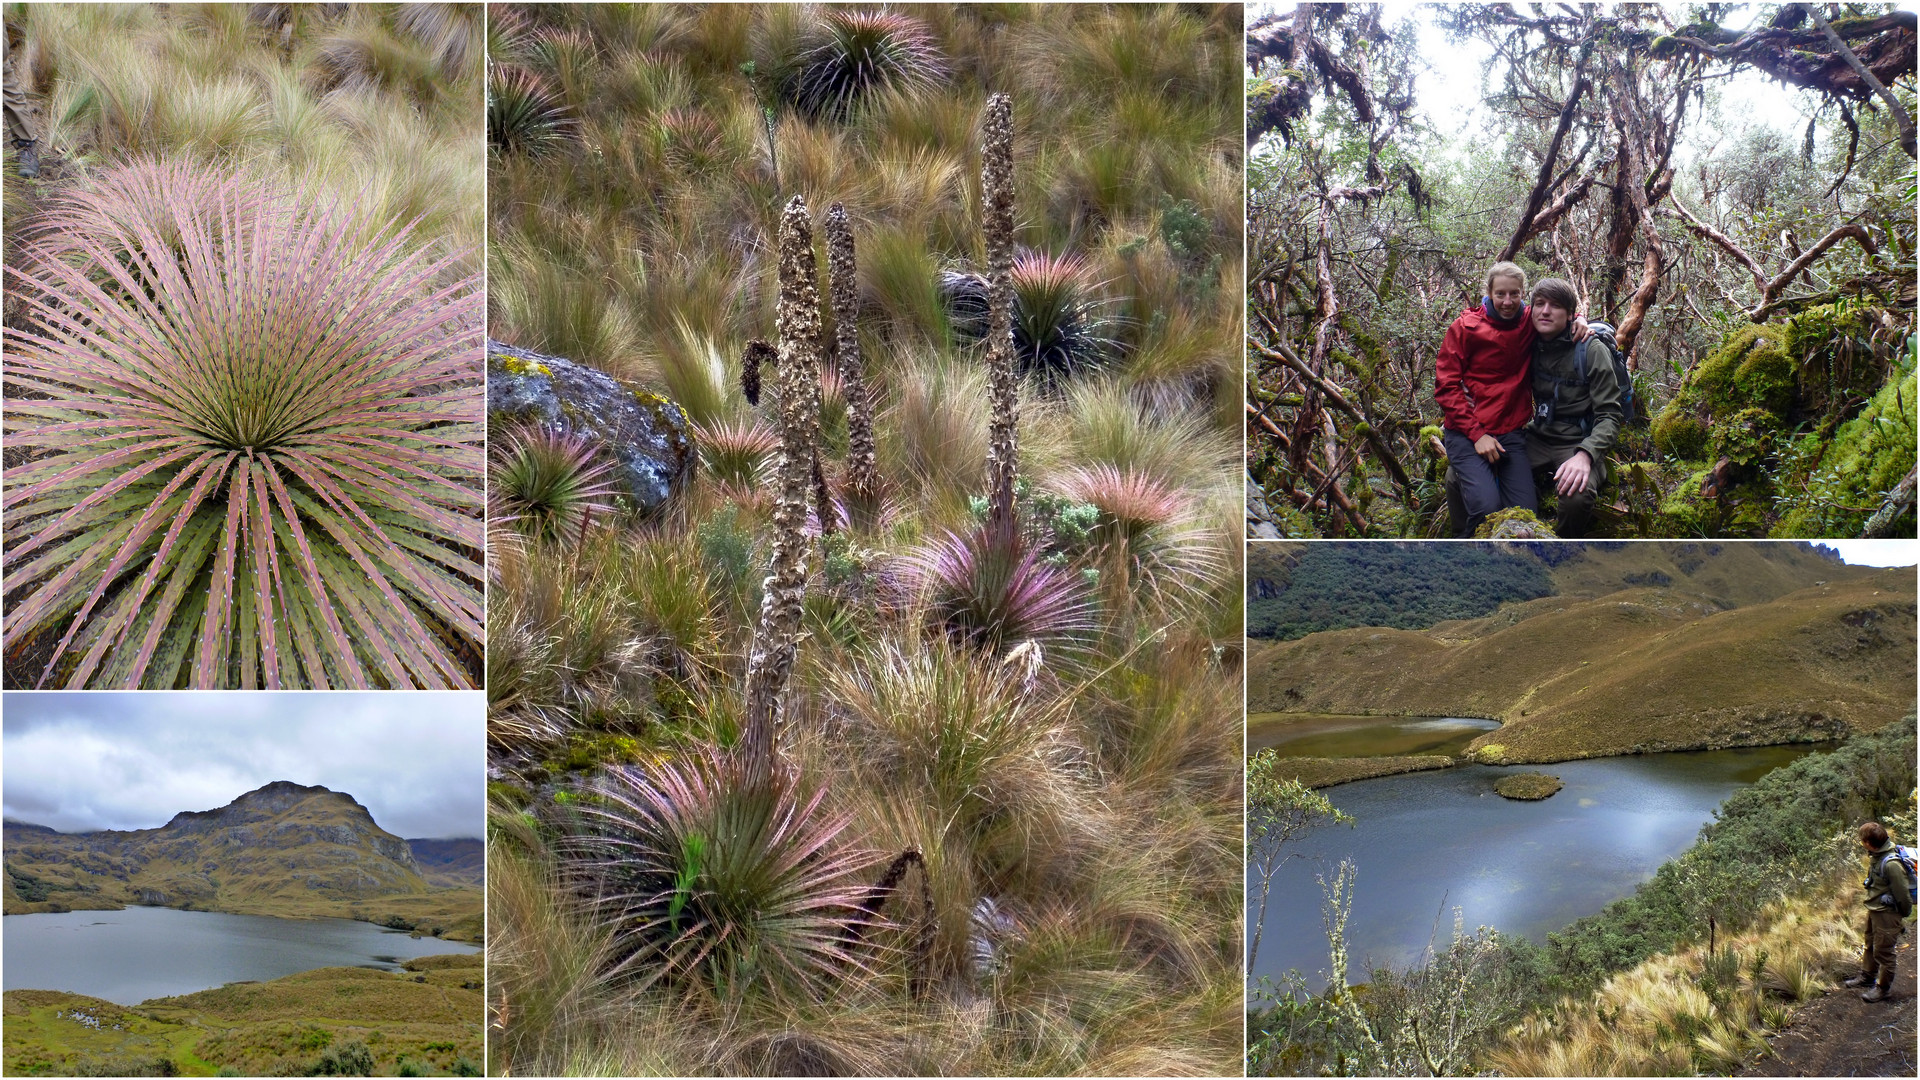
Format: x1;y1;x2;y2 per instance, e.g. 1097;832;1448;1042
825;202;880;511
980;92;1019;544
741;196;823;783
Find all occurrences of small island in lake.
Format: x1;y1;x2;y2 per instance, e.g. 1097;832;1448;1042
1492;773;1563;800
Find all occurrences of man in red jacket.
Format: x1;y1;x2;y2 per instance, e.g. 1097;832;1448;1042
1434;262;1586;536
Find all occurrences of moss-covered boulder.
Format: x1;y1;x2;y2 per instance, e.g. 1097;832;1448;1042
487;339;692;512
1644;303;1915;538
1493;772;1563;800
1473;507;1558;539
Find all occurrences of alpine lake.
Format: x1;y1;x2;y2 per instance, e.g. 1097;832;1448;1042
1247;713;1829;989
3;905;481;1005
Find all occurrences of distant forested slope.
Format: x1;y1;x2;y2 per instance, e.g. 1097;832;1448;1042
1247;543;1552;638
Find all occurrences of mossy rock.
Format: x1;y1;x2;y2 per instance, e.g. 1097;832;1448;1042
1712;406;1783;466
1473;507;1558;539
1471;743;1510;765
1771;364;1918;537
1651;408;1708;459
1732;342;1795;415
1493;772;1563;800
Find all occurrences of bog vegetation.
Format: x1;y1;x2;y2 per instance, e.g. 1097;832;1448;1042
1;4;485;689
485;4;1242;1075
1247;720;1918;1076
1245;4;1917;538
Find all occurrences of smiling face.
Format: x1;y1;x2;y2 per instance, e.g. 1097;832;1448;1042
1489;274;1526;321
1532;295;1572;337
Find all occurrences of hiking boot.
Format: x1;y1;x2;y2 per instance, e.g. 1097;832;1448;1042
1862;982;1894;1002
12;138;37;178
1843;972;1877;988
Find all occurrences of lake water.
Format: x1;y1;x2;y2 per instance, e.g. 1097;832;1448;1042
3;905;480;1005
1248;713;1502;757
1247;742;1826;990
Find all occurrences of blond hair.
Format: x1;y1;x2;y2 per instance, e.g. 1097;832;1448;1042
1485;261;1528;295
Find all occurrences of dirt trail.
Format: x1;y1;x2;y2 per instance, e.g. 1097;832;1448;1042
1738;928;1917;1077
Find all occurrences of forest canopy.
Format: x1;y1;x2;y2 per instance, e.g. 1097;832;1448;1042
1246;542;1553;639
1245;3;1918;540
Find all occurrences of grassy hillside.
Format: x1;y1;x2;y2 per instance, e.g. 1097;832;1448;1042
3;784;481;941
1248;541;1868;641
1248;567;1914;763
2;954;483;1078
486;4;1243;1075
406;839;484;889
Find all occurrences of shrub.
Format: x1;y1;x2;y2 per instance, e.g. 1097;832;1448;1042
2;158;482;689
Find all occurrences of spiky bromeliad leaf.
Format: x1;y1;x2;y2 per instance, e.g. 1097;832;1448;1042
488;423;619;544
941;250;1118;388
790;8;948;120
907;526;1097;656
568;751;881;996
2;158;483;690
488;64;575;157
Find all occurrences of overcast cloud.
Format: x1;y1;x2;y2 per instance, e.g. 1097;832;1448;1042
1824;540;1919;568
2;693;482;839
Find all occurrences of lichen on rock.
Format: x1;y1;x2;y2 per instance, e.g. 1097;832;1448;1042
487;338;692;513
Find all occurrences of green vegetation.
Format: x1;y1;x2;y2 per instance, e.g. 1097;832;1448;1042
2;955;483;1078
1492;772;1562;800
1248;551;1912;763
1246;543;1552;639
1248;720;1917;1076
4;785;480;941
1245;7;1916;538
488;4;1242;1075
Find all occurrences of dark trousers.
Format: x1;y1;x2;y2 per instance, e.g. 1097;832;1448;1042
1443;429;1534;537
1526;435;1601;539
1863;907;1905;986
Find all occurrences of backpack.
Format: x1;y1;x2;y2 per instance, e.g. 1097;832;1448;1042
1572;321;1635;428
1868;845;1919;906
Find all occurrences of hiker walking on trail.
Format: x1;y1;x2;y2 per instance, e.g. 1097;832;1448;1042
1845;821;1914;1003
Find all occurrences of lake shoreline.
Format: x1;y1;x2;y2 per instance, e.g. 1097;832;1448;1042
1251;710;1846;788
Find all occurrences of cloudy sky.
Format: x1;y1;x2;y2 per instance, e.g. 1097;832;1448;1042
1825;540;1918;568
2;693;483;838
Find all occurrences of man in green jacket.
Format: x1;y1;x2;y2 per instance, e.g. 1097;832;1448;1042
1524;277;1622;538
1844;821;1913;1002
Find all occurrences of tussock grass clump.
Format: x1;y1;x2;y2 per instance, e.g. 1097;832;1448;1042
488;4;1241;1075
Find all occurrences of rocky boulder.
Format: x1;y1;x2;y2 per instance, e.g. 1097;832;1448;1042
487;339;693;513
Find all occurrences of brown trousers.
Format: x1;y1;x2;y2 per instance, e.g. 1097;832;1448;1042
1862;907;1905;985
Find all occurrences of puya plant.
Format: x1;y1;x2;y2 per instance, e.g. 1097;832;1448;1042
2;157;483;690
739;196;825;782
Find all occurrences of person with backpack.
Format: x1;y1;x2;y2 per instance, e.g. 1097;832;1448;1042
1434;262;1589;537
1524;277;1623;538
1846;820;1914;1003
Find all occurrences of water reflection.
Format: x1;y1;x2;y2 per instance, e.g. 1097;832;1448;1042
1248;743;1827;990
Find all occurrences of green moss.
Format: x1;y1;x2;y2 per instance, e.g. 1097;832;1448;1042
1472;507;1557;538
1657;469;1719;536
485;782;530;810
1472;743;1509;765
1732;343;1795;414
1772;365;1918;537
1689;325;1784;410
1651;409;1708;460
1712;407;1782;466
